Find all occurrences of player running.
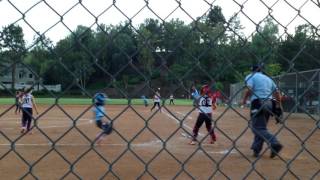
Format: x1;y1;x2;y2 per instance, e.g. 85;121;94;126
150;91;161;112
189;84;217;145
93;93;112;145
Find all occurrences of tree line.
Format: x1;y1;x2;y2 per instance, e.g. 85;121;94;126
0;6;319;94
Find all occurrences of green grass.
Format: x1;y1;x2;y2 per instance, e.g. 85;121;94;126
0;98;193;105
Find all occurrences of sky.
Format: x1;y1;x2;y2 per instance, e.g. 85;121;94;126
0;0;319;46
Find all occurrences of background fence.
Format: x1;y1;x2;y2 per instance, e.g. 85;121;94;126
230;69;320;115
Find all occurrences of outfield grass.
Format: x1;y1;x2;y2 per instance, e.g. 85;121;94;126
0;98;193;105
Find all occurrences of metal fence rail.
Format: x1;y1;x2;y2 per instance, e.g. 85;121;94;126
0;0;319;179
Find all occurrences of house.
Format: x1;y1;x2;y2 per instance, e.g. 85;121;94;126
0;63;36;89
0;63;61;92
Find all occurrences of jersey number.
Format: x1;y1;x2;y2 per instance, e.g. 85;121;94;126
23;98;31;104
201;98;211;107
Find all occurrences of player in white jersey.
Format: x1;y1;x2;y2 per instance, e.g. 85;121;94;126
189;84;217;145
20;87;39;134
169;94;175;105
150;91;161;112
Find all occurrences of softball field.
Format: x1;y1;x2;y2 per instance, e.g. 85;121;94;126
1;104;319;179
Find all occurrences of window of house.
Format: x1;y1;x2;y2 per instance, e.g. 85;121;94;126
29;74;33;78
19;71;23;79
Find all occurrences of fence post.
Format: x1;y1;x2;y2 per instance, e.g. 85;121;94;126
318;70;320;117
295;72;298;113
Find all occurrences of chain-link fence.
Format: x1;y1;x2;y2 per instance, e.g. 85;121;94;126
275;69;320;115
1;0;320;179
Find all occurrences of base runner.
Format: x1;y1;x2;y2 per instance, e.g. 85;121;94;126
93;93;112;145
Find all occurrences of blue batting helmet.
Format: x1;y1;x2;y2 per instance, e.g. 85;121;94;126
93;93;106;106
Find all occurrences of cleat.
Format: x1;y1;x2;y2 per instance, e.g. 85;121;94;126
20;127;26;134
270;144;283;158
253;151;259;158
209;139;216;144
189;140;197;145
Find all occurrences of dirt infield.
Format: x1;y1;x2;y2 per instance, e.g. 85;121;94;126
1;104;319;179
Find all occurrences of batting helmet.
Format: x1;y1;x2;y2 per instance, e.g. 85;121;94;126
93;93;106;106
200;84;211;95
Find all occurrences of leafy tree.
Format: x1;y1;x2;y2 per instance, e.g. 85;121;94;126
279;24;320;71
0;24;26;89
251;17;279;62
137;19;160;76
55;25;95;89
265;63;281;76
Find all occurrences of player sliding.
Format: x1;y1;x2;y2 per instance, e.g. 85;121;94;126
93;93;112;145
189;84;217;145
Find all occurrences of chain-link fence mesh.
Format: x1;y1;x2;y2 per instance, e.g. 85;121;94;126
1;0;320;179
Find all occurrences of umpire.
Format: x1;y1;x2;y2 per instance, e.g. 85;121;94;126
242;64;283;158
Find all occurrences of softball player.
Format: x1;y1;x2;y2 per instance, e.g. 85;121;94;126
169;94;174;105
20;87;39;134
150;91;161;112
15;90;22;114
93;93;112;145
141;95;149;107
189;85;217;145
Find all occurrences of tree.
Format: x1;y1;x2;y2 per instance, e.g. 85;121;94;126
24;35;54;86
279;24;320;71
137;19;160;76
55;25;95;89
251;17;279;62
0;24;26;89
265;63;281;76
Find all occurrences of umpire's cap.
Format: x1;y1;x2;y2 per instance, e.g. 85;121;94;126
93;93;106;106
251;63;264;72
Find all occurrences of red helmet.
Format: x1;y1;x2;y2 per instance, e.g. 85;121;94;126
200;84;210;95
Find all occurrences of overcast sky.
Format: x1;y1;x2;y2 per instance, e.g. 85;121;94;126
0;0;319;46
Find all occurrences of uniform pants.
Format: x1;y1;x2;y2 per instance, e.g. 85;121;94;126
151;102;161;111
250;99;279;154
169;99;174;105
192;113;216;141
22;108;33;131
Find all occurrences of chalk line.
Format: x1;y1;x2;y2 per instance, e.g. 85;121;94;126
163;111;204;137
0;142;237;154
0;117;93;129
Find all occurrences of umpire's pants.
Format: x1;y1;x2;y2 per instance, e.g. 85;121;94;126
250;99;279;154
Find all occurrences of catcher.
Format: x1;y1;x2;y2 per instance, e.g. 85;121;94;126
92;93;112;145
189;84;217;145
